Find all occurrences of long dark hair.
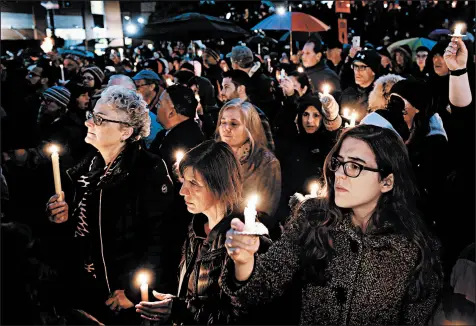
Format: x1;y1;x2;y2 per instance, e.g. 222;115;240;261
298;125;442;299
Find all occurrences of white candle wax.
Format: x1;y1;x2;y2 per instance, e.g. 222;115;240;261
350;112;357;127
50;145;63;201
140;282;148;302
258;43;261;55
59;64;65;81
244;195;258;230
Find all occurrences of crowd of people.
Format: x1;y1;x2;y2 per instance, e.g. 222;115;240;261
1;5;475;325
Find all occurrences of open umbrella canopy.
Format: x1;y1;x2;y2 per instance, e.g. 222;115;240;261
388;37;437;53
279;31;322;42
428;29;451;41
137;12;248;41
246;35;278;45
251;12;330;32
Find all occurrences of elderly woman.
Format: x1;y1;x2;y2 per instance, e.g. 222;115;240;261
215;99;281;232
136;140;270;325
368;74;405;112
46;86;176;324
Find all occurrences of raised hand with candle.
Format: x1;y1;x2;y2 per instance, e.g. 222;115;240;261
318;90;340;122
443;36;468;72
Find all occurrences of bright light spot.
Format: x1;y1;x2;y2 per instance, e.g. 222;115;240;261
309;182;319;197
126;23;137;34
175;150;185;163
277;6;286;15
48;144;60;154
137;17;145;24
247;195;259;210
297;66;304;73
40;37;54;53
384;2;388;8
166;78;174;86
298;4;302;8
322;84;331;95
147;44;153;50
197;49;203;57
139;273;148;285
453;23;465;36
226;12;231;19
124;16;130;21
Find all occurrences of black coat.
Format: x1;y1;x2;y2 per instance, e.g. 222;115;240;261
50;143;177;324
304;60;341;101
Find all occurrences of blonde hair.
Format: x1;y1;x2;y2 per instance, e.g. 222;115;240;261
215;99;268;174
368;74;405;112
99;85;151;141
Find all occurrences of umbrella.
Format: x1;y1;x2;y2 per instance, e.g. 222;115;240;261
428;29;451;41
251;12;330;33
246;35;278;45
279;31;321;42
137;12;248;41
388;37;437;54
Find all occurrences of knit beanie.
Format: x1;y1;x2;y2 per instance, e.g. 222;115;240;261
166;84;197;118
83;66;105;87
353;49;381;75
43;86;71;107
390;79;432;113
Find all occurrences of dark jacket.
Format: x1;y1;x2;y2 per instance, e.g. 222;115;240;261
51;143;176;324
171;214;271;325
304;59;341;101
341;82;374;121
248;67;282;122
223;204;442;325
150;118;205;179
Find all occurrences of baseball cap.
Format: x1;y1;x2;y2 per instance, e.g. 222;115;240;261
132;69;160;81
226;46;254;67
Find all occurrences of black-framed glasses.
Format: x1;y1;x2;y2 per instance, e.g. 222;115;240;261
86;111;131;127
329;157;382;178
351;64;370;72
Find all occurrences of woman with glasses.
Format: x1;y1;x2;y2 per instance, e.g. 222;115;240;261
223;125;442;325
45;85;177;324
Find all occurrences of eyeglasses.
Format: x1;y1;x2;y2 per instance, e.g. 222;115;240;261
351;64;370;72
86;111;131;127
27;72;41;78
328;157;382;178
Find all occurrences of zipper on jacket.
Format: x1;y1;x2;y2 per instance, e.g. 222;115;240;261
99;189;111;295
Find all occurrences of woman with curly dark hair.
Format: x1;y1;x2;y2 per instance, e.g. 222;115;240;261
223;124;442;325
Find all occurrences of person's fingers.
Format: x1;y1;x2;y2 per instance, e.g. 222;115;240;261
48;201;66;210
226;238;259;252
140;313;163;322
138;299;172;309
109;301;118;311
152;290;172;301
48;194;59;204
230;218;245;231
50;206;67;216
105;297;115;306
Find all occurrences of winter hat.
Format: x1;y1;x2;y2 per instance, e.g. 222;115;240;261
390;79;432;113
180;62;195;73
203;48;220;62
174;70;195;86
66;82;92;102
227;45;254;68
326;39;343;50
376;46;391;60
83;66;105;87
353;49;381;74
43;86;71;108
393;46;411;58
133;69;160;82
166;84;198;118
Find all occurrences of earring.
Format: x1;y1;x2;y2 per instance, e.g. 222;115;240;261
120;139;125;143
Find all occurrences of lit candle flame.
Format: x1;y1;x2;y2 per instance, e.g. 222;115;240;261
453;23;465;36
166;78;174;86
41;37;54;53
343;108;350;119
297;66;304;73
138;272;149;285
175;150;185;164
248;195;258;210
322;84;331;95
197;49;203;57
309;182;319;197
49;144;59;154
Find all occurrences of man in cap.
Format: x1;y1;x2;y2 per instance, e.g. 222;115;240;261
132;70;165;115
301;34;341;101
228;45;281;121
341;49;382;119
326;39;344;73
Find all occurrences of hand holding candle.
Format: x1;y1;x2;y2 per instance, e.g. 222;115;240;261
450;23;466;37
49;145;63;202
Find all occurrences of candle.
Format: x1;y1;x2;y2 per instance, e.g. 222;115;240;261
166;78;174;86
139;273;149;302
452;23;465;37
175;150;185;165
197;49;203;57
309;182;319;198
280;69;286;81
350;111;357;127
59;64;65;81
343;108;350;119
195;94;201;103
244;195;258;230
49;145;63;201
40;37;54;54
258;43;261;55
322;84;331;95
297;66;304;73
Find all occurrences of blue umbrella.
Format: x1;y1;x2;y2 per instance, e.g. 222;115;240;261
388;37;437;54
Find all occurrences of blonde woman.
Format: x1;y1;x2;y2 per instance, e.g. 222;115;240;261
216;99;281;231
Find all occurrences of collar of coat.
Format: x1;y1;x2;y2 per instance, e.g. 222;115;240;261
304;59;328;73
191;213;235;244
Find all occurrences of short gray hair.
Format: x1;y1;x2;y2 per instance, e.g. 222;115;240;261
107;74;136;90
99;85;150;141
368;74;405;112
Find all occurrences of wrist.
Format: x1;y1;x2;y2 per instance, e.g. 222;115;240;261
449;67;467;76
234;258;255;281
